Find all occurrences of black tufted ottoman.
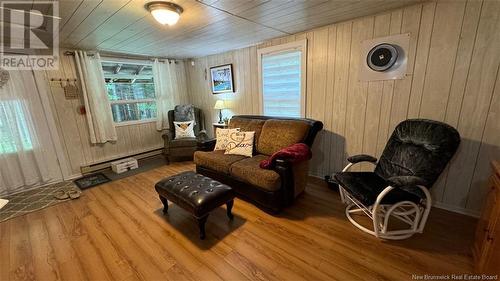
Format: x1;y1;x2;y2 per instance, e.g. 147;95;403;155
154;171;235;239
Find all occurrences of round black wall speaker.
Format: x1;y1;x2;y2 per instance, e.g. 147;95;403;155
367;43;399;72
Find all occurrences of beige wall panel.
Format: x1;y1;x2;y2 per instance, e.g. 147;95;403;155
361;13;391;171
324;26;338;175
309;28;330;176
466;69;500;210
407;2;437;119
343;17;375;172
434;0;483;203
387;4;422;134
331;22;353;173
374;9;402;159
418;0;466;121
444;0;500;210
415;1;466;202
184;0;499;215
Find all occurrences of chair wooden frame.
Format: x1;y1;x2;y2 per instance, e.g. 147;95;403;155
338;161;432;240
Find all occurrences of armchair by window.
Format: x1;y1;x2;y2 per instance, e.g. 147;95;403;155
333;119;460;240
163;107;209;163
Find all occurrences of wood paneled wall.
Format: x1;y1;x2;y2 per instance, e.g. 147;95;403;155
45;51;189;178
185;0;500;215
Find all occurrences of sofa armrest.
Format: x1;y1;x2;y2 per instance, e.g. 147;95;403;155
274;158;292;168
273;158;295;207
347;154;377;164
197;138;216;151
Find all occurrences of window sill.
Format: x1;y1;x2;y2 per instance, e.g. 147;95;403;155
114;119;156;127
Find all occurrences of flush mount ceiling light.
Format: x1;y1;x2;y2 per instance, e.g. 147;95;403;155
145;1;183;26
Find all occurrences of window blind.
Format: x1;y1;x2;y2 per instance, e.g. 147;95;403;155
262;50;302;118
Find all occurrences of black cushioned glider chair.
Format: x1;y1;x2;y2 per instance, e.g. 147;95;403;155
333;119;460;240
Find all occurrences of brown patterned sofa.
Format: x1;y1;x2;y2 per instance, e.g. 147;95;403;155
194;115;323;212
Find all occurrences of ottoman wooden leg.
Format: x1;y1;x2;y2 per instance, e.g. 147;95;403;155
226;200;234;220
159;196;169;214
197;215;208;240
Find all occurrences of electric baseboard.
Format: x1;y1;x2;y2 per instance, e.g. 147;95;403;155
80;148;163;175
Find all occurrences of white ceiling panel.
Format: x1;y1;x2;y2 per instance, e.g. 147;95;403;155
27;0;422;58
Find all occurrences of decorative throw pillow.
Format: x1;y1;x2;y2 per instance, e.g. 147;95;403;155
174;121;195;139
224;131;255;157
214;128;240;150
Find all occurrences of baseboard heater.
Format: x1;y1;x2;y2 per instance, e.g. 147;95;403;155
80;148;163;175
111;157;139;174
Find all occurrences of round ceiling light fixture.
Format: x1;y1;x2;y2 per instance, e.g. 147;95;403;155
145;1;183;26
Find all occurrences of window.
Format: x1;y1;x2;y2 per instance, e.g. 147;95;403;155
258;40;307;118
101;61;157;125
0;100;33;154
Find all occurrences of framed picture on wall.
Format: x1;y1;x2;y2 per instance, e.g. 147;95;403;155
210;64;234;94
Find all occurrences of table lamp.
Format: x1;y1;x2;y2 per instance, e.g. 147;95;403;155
214;100;225;124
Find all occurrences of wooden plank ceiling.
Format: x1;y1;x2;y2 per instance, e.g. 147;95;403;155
57;0;421;58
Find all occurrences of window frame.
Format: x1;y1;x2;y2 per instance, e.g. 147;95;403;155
101;59;157;127
257;39;307;118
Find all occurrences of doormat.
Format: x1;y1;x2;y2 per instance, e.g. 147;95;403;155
0;181;81;223
74;172;111;190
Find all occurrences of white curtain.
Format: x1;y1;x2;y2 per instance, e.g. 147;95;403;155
153;59;175;131
0;70;62;196
74;50;117;144
153;59;189;131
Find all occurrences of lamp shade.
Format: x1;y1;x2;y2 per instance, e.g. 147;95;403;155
214;100;225;110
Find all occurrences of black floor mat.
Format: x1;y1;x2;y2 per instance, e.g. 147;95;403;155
74;173;111;190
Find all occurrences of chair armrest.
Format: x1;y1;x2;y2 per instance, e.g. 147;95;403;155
197;138;216;151
273;158;295;207
162;130;174;145
387;176;428;188
379;176;431;204
347;154;377;164
196;130;209;142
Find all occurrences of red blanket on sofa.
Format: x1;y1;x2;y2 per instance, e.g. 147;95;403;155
260;143;312;169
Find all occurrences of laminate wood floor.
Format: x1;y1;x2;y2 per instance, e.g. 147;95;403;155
0;162;477;281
